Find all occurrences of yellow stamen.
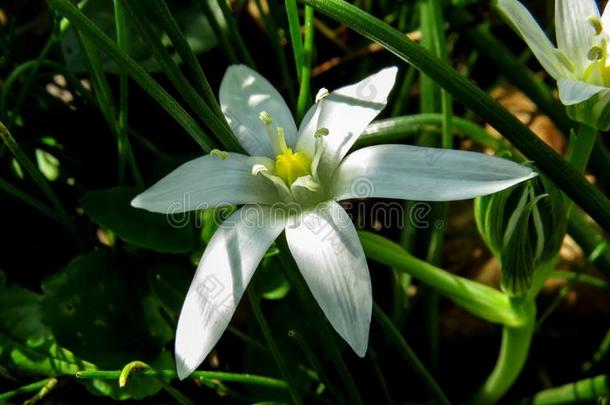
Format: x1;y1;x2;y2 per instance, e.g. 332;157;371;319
274;149;312;186
589;17;604;36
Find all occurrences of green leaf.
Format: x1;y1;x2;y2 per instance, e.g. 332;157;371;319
259;253;291;301
81;187;194;253
0;284;94;377
41;250;174;399
148;263;191;318
60;0;218;73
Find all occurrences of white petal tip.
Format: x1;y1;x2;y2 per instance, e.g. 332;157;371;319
175;353;196;381
130;195;143;208
353;342;368;358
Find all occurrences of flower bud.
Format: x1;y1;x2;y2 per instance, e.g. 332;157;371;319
474;172;566;297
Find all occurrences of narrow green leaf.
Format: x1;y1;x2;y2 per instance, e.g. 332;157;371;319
48;0;216;151
296;6;314;122
373;304;451;405
285;0;304;79
122;0;240;152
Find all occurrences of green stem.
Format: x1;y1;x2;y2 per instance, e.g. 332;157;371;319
75;369;288;389
469;300;536;405
357;114;508;152
569;124;597;175
247;289;302;404
298;0;610;235
0;378;57;401
373;304;451;405
296;6;314;122
526;375;609;405
583;328;610;372
568;209;610;277
359;231;522;327
549;270;609;289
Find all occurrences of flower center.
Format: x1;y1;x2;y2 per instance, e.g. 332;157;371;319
275;149;312;186
259;111;312;186
583;18;610;87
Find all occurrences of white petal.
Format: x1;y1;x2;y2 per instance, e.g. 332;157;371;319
295;102;321;159
555;0;599;73
175;205;286;379
330;145;536;202
131;153;279;213
313;67;398;180
557;77;607;105
602;1;610;31
497;0;567;78
220;65;297;157
285;201;372;357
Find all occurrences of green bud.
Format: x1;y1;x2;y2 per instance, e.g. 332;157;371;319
474;172;566;297
565;91;610;131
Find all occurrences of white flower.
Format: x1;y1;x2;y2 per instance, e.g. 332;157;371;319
131;65;535;379
498;0;610;125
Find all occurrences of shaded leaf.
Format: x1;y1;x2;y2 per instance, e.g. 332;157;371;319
60;0;219;73
81;187;194;253
41;250;174;399
0;284;94;377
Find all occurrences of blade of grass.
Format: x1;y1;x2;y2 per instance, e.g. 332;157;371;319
48;0;216;152
216;0;255;68
247;288;303;405
0;120;78;242
276;235;364;405
285;0;304;80
253;0;297;105
123;0;241;152
197;0;238;63
112;0;138;186
373;303;451;405
0;176;62;225
299;0;610;234
148;0;225;123
5;26;58;125
77;32;142;186
296;5;314;122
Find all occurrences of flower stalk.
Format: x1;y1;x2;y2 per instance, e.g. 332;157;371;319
469;299;537;405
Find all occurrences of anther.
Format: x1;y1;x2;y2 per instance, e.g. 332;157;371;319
315;128;329;137
589;17;604;36
210;149;230;160
315;88;330;103
588;46;604;61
